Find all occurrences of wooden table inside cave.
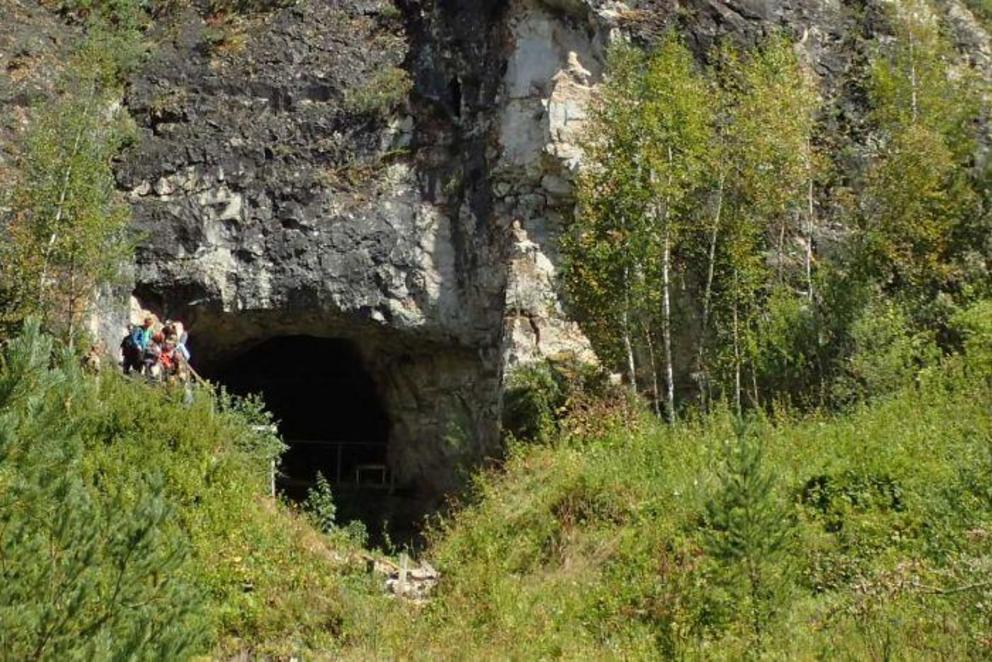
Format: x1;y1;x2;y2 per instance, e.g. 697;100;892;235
276;438;428;550
279;439;394;493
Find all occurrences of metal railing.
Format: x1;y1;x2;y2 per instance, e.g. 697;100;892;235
283;439;393;490
248;428;394;495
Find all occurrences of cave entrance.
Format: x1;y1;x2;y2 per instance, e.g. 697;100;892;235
208;335;413;547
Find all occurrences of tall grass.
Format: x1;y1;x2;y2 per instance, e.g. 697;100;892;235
0;322;390;658
351;362;992;659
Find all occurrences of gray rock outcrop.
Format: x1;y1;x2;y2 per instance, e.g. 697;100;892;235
117;0;611;495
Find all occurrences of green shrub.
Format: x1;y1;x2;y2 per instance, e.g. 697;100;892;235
702;420;794;647
750;286;823;407
964;0;992;28
304;472;338;534
0;320;388;658
0;320;209;658
216;0;292;15
831;296;940;405
502;362;566;443
342;66;412;116
501;358;623;444
45;0;149;28
951;299;992;373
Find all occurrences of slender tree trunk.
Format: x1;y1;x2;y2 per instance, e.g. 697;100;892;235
657;147;677;423
38;127;84;301
751;362;760;410
38;83;96;310
805;148;816;303
816;339;827;407
642;323;662;417
697;175;724;410
66;259;77;352
622;265;638;394
733;269;742;416
909;31;918;123
777;217;786;284
661;225;675;422
747;555;765;649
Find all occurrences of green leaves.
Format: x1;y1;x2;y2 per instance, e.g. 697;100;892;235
565;35;714;414
704;425;789;563
0;21;138;343
861;0;984;297
640;36;713;226
0;321;208;659
567;9;987;414
0;320;359;657
703;420;794;644
869;0;979;155
722;34;817;225
304;472;338;534
565;31;829;414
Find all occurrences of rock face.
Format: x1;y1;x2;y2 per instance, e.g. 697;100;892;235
0;0;74;197
0;0;987;501
117;0;609;495
112;0;989;495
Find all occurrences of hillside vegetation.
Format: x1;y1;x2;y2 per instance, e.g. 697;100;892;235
353;345;992;659
564;1;990;418
4;313;992;659
0;322;395;659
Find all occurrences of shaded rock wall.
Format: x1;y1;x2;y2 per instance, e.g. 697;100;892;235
118;1;515;495
0;0;75;192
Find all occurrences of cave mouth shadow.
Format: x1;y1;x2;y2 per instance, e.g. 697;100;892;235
204;335;421;549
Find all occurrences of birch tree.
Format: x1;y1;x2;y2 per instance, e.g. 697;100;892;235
564;45;652;398
565;37;712;420
0;26;136;345
863;0;981;295
706;36;820;411
639;36;714;421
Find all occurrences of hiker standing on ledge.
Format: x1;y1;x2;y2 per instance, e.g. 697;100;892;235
121;316;154;374
144;332;164;377
121;316;194;381
163;320;191;361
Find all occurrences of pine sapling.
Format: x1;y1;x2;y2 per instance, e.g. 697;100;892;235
703;419;794;651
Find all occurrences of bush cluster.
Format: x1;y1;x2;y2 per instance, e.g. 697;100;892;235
501;357;636;444
0;321;207;658
342;66;412;117
565;3;990;416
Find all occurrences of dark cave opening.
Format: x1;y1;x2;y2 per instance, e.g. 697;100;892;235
205;335;420;548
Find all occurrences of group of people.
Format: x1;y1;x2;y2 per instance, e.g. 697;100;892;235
121;316;192;381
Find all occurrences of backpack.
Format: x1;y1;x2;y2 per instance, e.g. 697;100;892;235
123;325;145;351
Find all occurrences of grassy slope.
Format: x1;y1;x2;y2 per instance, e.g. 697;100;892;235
11;332;992;658
81;371;413;658
351;366;992;659
9;357;390;658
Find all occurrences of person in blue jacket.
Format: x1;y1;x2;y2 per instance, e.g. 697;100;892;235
121;317;154;374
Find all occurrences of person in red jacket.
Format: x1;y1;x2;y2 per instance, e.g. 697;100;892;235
144;332;164;376
160;339;178;377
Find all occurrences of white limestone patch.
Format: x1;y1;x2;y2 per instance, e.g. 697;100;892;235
498;0;604;175
495;0;614;368
195;186;244;223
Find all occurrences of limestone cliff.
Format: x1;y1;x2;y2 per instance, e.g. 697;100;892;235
117;0;610;494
